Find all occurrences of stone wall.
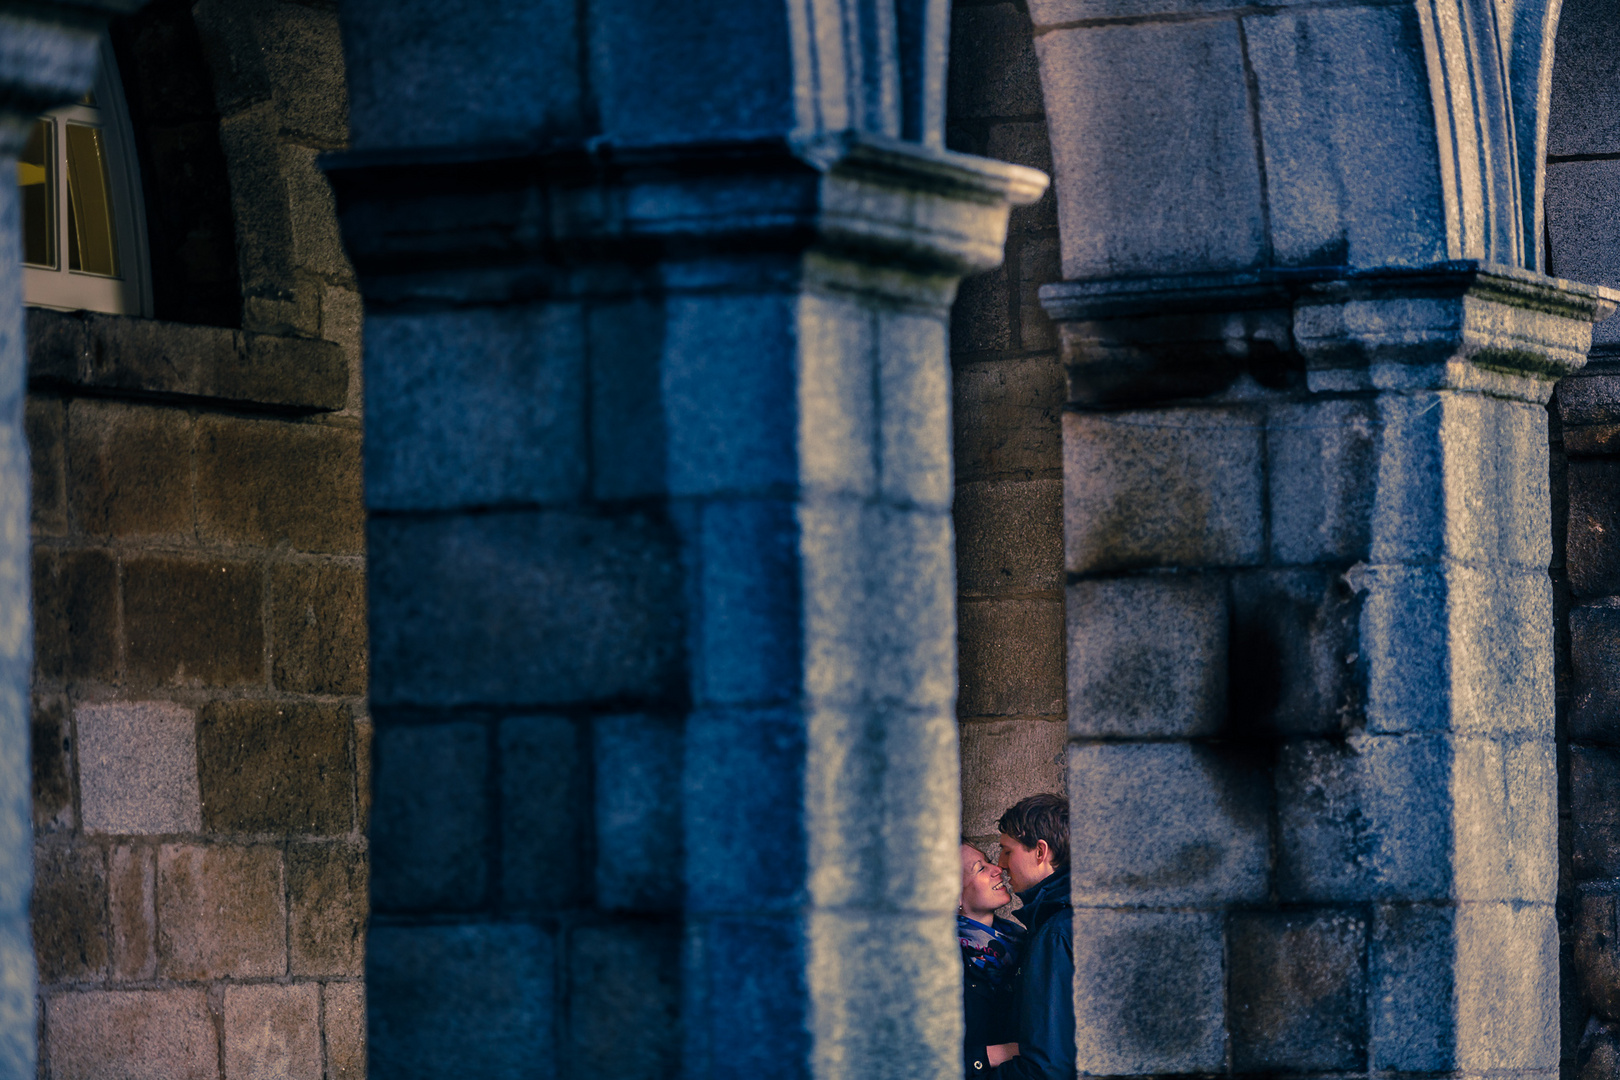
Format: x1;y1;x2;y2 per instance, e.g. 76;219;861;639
27;2;368;1076
1545;1;1620;1074
947;0;1068;850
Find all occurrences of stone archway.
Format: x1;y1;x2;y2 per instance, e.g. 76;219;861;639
1025;0;1613;1072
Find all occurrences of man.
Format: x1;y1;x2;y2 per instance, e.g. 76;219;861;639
976;793;1074;1079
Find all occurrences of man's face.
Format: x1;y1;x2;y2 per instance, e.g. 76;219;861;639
997;832;1052;893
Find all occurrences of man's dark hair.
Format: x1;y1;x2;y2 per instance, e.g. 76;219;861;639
997;793;1069;869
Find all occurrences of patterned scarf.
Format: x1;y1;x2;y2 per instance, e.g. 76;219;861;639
958;914;1022;988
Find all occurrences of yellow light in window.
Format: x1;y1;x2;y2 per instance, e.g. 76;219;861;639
19;119;54;269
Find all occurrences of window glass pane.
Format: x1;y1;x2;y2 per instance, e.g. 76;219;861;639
19;120;54;269
64;123;119;277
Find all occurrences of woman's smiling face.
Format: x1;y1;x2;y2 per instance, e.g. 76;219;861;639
960;844;1010;915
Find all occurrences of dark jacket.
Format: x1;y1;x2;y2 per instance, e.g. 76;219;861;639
986;871;1074;1080
962;915;1022;1075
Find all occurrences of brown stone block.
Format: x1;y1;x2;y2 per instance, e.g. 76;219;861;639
957;597;1065;718
33;843;108;983
288;843;367;976
952;357;1064;482
1018;234;1061;351
323;982;365;1080
67;400;194;539
959;718;1067;838
124;556;264;687
27;396;66;535
108;844;156;981
157;843;285;979
1575;891;1620;1022
197;701;354;834
270;562;366;695
951;264;1012;355
954;479;1063;596
1229;909;1367;1071
27;306;87;382
946;2;1043;118
32;693;72;830
223;982;321;1080
33;548;118;681
355;715;372;832
46;989;217;1080
222;333;348;411
196;416;361;554
1581;1017;1620;1080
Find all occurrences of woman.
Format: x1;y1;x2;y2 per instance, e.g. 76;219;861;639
961;843;1022;1073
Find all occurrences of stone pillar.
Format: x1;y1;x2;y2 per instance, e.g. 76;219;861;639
1031;0;1613;1072
326;4;1044;1077
0;2;143;1073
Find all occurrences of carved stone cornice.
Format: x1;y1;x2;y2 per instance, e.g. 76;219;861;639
323;133;1047;308
1041;262;1620;407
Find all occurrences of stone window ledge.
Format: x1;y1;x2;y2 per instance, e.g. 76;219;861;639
27;308;347;413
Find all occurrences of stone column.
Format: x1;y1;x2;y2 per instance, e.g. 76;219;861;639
326;4;1044;1076
0;3;142;1073
1031;0;1612;1071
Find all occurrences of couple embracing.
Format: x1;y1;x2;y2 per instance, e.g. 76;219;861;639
959;793;1075;1079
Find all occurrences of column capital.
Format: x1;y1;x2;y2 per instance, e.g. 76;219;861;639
1041;262;1620;406
323;133;1046;308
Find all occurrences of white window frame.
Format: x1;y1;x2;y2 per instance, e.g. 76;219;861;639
24;35;152;318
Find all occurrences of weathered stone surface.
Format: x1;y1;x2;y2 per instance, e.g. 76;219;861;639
1229;569;1364;737
47;989;216;1080
370;722;486;911
197;701;353;834
1068;575;1226;737
1268;398;1377;564
323;982;364;1080
498;715;584;910
367;923;555;1077
223;983;320;1080
1550;0;1620;157
1246;6;1446;269
879;311;953;510
946;4;1042;119
1369;903;1456;1071
1230;909;1367;1071
1064;408;1264;572
1069;741;1270;904
108;844;155;980
1548;161;1620;346
952;357;1063;481
157;844;285;979
66;401;193;539
1036;21;1265;279
1574;744;1620;878
1454;902;1560;1071
958;719;1066;840
76;701;202;835
957;598;1064;717
951;267;1012;355
690;498;800;709
32;549;117;682
1574;891;1620;1022
26;396;65;535
32;844;107;982
1571;459;1620;595
1276;736;1449;901
954;479;1063;596
287;843;366;976
364;304;586;510
1451;735;1557;903
124;557;264;687
269;562;365;696
369;510;684;708
567;922;680;1079
1018;235;1061;350
32;694;71;830
1580;1017;1620;1080
594;715;682;912
1072;909;1226;1074
196;416;362;554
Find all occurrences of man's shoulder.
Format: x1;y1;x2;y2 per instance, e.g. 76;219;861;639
1027;903;1073;949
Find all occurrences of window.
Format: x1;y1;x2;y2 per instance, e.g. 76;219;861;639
19;36;150;316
